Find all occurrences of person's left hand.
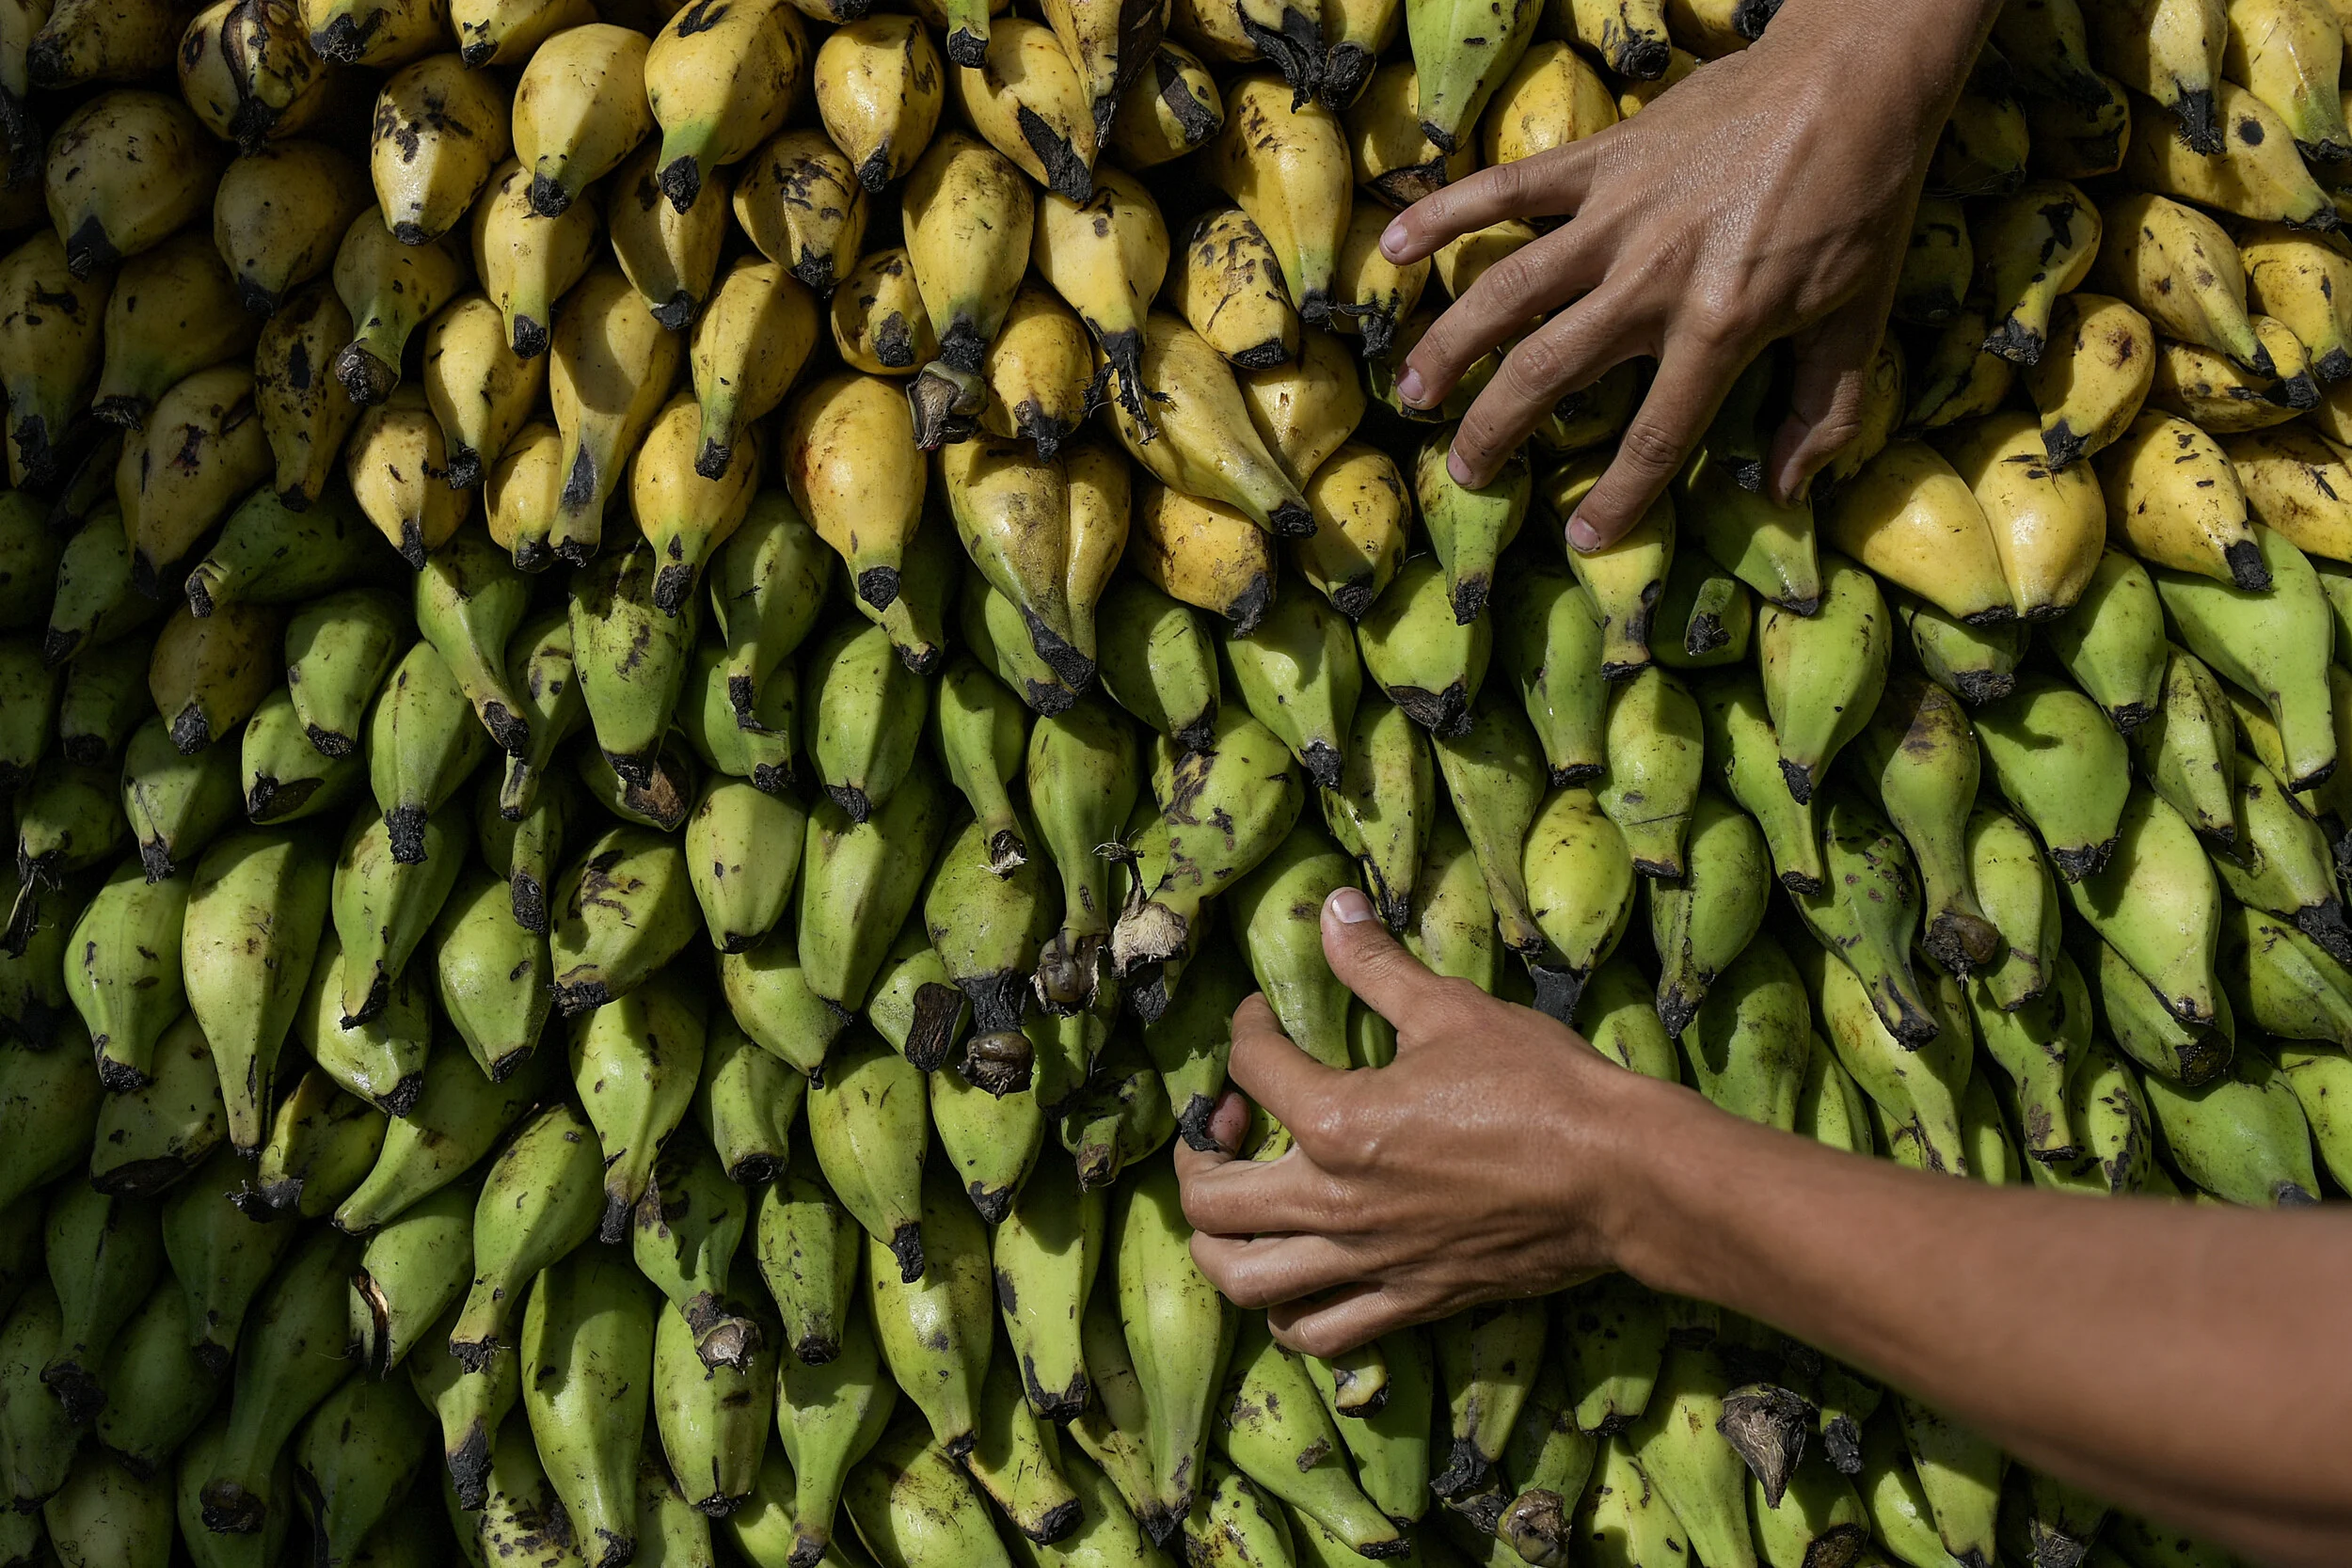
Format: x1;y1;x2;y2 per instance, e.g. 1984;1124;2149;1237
1172;886;1663;1357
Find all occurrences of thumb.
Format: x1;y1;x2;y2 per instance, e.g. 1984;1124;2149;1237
1322;886;1450;1037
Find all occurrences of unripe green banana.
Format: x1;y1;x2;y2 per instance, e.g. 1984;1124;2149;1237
800;755;954;1017
470;1405;572;1564
721;927;850;1080
447;1101;606;1370
1216;1314;1405;1556
431;861;551;1083
408;1301;518;1513
1489;550;1607;788
549;825;700;1016
328;797;464;1033
284;585;413;764
1023;698;1137;1013
2042;548;2167;733
1488;1341;1597;1567
295;1371;437;1564
2210;747;2352;963
92;1279;221;1480
1519;784;1637;1023
652;1289;774;1516
351;1179;475;1380
178;1414;296;1568
1619;1344;1759;1568
570;968;708;1244
150;598;284;755
808;618;930;823
3;759;125;943
806;1029;930;1282
685;777;806;955
710;492;832;737
0;1282;82;1510
1116;1155;1234;1538
1180;1455;1291;1566
44;1445;174;1567
1851;670;2000;976
1556;1273;1667;1441
199;1226;360;1534
694;1013;803;1185
933;654;1032;876
990;1152;1101;1421
122;700;241;883
1140;929;1249;1148
40;1180;164;1424
1804;942;1971;1176
1417;431;1528;624
2085;923;2234;1088
755;1142;860;1380
1315;694;1433;937
1596;665;1702;880
163;1142;297;1373
1062;1287;1160;1532
1794;789;1938;1049
2143;1046;2319;1205
1357;555;1490;736
1429;1297;1545;1505
633;1132;758;1370
65;857;192;1089
1056;1036;1169;1192
1895;587;2026;708
1972;944;2090;1164
55;634;156;768
334;1047;548;1236
678;639;797;796
522;1244;659;1568
844;1414;1016;1568
301;932;435;1116
247;1067;386;1224
1650;793;1770;1037
573;542;702;786
1110;709;1304;986
498;608;587;821
183;824;335;1148
1756;554;1890;805
2153;524;2338;790
965;1352;1083;1543
2064;786;2223;1031
87;1010;227;1196
926;814;1059;1092
185;482;377;623
963;572;1083;717
1221;588;1361;790
866;1163;993;1456
1652;546;1755;672
1965;802;2061;1012
1095;575;1219;752
1891;1394;2001;1568
47;510;165;670
1228;826;1352;1077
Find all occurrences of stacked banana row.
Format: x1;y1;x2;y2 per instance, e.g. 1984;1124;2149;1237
0;0;2344;1561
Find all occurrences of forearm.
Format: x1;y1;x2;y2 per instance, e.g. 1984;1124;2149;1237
1597;1076;2352;1564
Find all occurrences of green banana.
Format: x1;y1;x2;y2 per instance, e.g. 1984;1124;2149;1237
185;825;334;1150
806;1029;931;1283
1677;931;1810;1132
2141;1048;2319;1205
935;654;1033;875
1519;785;1637;1022
432;863;552;1083
1757;553;1890;804
926;814;1059;1092
572;542;704;786
1116;1156;1235;1540
634;1132;760;1370
1596;665;1703;879
937;1042;1049;1215
571;968;709;1243
1429;1298;1545;1505
2042;548;2167;733
694;1012;804;1184
1418;429;1528;623
2153;524;2337;790
1319;694;1435;934
243;687;367;825
1851;670;2000;975
331;801;465;1031
499;607;588;819
801;756;954;1017
1029;696;1141;1012
161;1144;297;1372
352;1180;477;1378
414;526;535;758
992;1151;1103;1421
199;1227;360;1534
87;1010;228;1196
1096;575;1221;752
1977;673;2132;879
2064;787;2221;1029
284;586;413;761
866;1164;994;1455
249;1069;387;1221
1356;555;1490;737
334;1047;548;1236
549;826;700;1016
122;715;245;882
755;1140;862;1368
294;1371;438;1565
64;857;192;1089
651;1290;774;1515
447;1101;607;1370
1693;672;1828;895
522;1245;659;1568
1216;1315;1404;1557
1651;792;1771;1036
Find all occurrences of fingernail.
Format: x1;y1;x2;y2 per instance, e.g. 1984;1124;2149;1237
1380;219;1408;260
1395;366;1425;406
1448;448;1477;489
1567;515;1603;552
1326;886;1375;925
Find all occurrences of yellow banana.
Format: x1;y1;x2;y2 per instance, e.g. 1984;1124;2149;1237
547;263;684;565
732;127;868;294
1108;311;1313;538
814;15;945;192
1209;71;1350;325
690;256;818;478
903;127;1035;443
1034;161;1168;427
950;17;1098;199
645;0;806;213
212;137;371;317
781;370;928;610
512;22;653;216
2122;79;2335;230
2024;290;2154;469
469;158;597;359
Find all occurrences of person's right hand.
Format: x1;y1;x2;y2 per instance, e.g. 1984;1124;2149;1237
1378;0;1998;549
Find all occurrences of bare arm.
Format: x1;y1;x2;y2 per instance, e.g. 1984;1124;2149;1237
1383;0;2003;542
1173;892;2352;1568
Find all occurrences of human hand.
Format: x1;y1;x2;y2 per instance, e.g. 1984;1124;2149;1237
1380;1;1994;546
1172;885;1673;1358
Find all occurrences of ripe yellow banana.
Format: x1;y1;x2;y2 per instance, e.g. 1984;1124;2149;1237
1934;409;2106;619
2223;0;2350;161
1239;327;1363;487
212;138;371;316
2242;221;2352;384
1168;207;1298;371
981;281;1094;458
452;0;591;63
1294;440;1407;616
1108;40;1224;168
46;88;223;278
512;22;652;216
1041;0;1164;148
1346;59;1473;209
0;230;103;487
608;141;729;330
1480;38;1615;167
1209;71;1350;325
1973;178;2100;365
421;292;543;492
1034;161;1168;427
2081;0;2226;151
2094;410;2265;587
346;384;470;565
1127;480;1279;633
89;230;257;431
2149;316;2318;433
1108;311;1314;538
782;370;928;610
252;282;362;512
370;54;511;245
2090;192;2272;375
903;127;1036;442
814;15;945;192
732;127;868;294
646;0;805;212
548;263;684;566
1822;439;2012;626
119;365;273;595
833;245;936;374
1329;198;1428;358
177;0;333;150
2024;291;2154;469
303;0;447;66
2225;423;2352;563
2025;67;2131;176
951;17;1098;198
469;158;596;359
690;256;818;478
2122;79;2335;230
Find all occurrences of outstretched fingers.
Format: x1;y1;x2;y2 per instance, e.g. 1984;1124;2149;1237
1558;341;1733;551
1378;141;1601;265
1398;222;1611;418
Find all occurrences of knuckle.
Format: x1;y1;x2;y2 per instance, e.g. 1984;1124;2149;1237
1615;418;1686;474
1502;334;1566;401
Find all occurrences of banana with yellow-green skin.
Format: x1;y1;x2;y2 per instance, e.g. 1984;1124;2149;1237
992;1152;1102;1423
85;1009;228;1196
607;140;730;332
294;1369;438;1564
40;1178;164;1427
1650;546;1754;673
150;599;282;757
1648;791;1770;1037
2089;194;2270;374
2078;0;2223;152
1488;550;1606;787
1095;575;1220;752
646;0;804;213
547;266;684;567
1416;431;1526;625
2241;222;2352;385
865;1161;994;1458
1358;554;1491;737
0;230;105;488
246;1067;385;1221
1673;441;1824;617
814;13;945;195
1028;696;1139;1011
300;0;446;67
691;259;818;479
1482;38;1618;173
2155;525;2337;788
1850;671;2000;976
651;1289;772;1517
1320;694;1434;934
1117;1156;1235;1541
519;1243;657;1568
366;641;489;866
330;207;470;408
89;232;259;431
1756;554;1888;806
469;159;596;361
569;543;699;789
1112;314;1314;538
175;0;330;155
117;364;274;595
694;1011;803;1184
2062;785;2224;1033
1673;932;1808;1135
1804;943;1970;1177
2229;0;2347;156
1971;180;2101;366
1239;327;1361;494
2124;78;2332;230
2149;317;2318;434
1551;475;1670;683
1124;483;1280;640
195;1225;359;1534
1429;689;1548;974
1207;74;1349;327
1966;801;2063;1011
976;281;1091;458
251;284;364;514
782;372;928;611
1596;665;1702;880
949;16;1097;197
1393;814;1496;995
183;483;375;623
1226;827;1353;1079
2222;902;2351;1053
926;812;1059;1091
2023;291;2154;469
942;435;1091;688
24;0;173;94
511;22;651;219
212;140;370;319
161;1143;295;1375
0;1280;81;1511
1971;943;2089;1163
1793;788;1939;1049
303;928;437;1115
44;508;158;670
282;587;409;767
421;294;542;494
64;858;191;1090
346;386;473;565
412;528;532;764
1214;1315;1404;1557
930;655;1030;877
1110;708;1305;979
444;1100;604;1375
432;863;551;1084
1821;439;2013;626
1169;207;1298;371
367;55;510;249
1220;590;1361;790
2209;746;2349;961
44;1433;167;1562
44;89;222;279
1405;0;1537;153
731;128;867;299
805;1027;931;1285
183;826;333;1150
846;1413;1020;1568
1518;784;1636;1021
629;396;758;617
755;1140;861;1376
1328;199;1427;360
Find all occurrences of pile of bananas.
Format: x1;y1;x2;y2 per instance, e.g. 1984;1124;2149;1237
0;0;2347;1559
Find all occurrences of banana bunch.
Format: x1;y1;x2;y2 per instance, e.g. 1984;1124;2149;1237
0;0;2338;1563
